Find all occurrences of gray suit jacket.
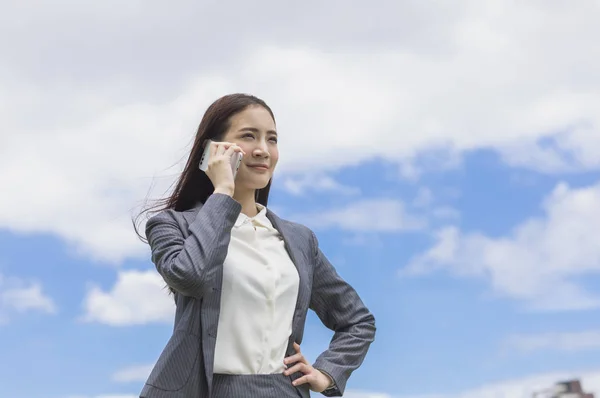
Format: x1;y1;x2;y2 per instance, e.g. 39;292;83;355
140;193;376;398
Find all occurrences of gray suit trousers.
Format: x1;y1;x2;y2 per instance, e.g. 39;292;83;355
212;374;310;398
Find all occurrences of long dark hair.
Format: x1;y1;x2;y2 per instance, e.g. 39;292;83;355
133;93;276;242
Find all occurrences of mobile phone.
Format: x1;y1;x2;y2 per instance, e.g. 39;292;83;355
198;140;243;179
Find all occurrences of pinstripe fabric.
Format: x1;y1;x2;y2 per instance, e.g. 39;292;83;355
140;193;376;398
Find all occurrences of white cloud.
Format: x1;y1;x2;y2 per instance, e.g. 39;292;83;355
112;364;153;383
506;330;600;354
82;270;174;326
282;174;360;196
409;188;460;221
295;198;426;232
0;273;56;323
402;181;600;311
0;1;599;263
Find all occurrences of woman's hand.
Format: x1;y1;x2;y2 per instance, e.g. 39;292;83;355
205;141;245;196
283;342;334;393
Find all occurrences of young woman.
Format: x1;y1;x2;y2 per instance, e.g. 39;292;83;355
136;94;376;398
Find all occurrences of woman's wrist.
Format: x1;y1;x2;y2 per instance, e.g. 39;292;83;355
316;368;335;389
213;186;234;197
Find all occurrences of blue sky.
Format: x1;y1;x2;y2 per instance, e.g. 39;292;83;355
1;1;600;397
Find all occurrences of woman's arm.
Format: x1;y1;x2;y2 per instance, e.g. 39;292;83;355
308;231;377;397
145;193;241;298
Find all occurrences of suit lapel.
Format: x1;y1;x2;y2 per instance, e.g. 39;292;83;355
266;210;310;345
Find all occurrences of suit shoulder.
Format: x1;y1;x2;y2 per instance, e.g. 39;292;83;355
151;205;199;218
146;206;198;230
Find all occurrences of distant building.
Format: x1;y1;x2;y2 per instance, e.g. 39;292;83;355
534;379;595;398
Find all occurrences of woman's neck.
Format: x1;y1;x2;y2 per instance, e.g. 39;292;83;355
233;188;259;217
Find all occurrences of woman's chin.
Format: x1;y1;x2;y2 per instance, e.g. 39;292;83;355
236;177;271;191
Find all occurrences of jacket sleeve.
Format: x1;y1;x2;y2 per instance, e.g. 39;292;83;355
309;231;376;397
144;193;241;298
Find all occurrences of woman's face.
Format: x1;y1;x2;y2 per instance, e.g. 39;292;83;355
221;105;278;191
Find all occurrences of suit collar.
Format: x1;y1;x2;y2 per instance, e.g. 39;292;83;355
188;200;304;278
233;203;273;229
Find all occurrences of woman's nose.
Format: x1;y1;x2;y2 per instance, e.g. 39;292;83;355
252;141;269;157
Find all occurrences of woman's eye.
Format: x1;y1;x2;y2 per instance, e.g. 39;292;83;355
269;137;278;143
242;133;254;139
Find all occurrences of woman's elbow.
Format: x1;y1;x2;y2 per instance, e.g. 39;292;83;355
359;311;377;342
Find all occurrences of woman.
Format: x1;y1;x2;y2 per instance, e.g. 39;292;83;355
136;94;376;398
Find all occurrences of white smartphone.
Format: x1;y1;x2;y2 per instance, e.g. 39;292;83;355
198;140;243;179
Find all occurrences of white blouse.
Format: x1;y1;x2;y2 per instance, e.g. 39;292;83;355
213;204;300;374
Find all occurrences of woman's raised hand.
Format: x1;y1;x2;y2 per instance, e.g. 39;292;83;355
205;141;245;196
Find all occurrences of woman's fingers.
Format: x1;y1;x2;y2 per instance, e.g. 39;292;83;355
283;362;309;376
291;374;314;387
284;343;309;366
284;353;303;365
224;144;244;157
209;141;246;156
